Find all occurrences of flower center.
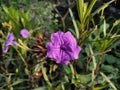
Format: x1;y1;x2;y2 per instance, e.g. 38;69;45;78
60;45;66;50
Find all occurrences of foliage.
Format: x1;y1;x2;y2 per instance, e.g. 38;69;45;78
0;0;120;90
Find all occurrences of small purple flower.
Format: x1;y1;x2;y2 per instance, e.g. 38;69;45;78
20;29;30;38
47;31;81;65
3;33;18;53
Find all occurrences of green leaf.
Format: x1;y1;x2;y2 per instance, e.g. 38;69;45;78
83;0;97;23
93;84;106;90
64;82;71;90
32;87;49;90
34;63;41;74
76;74;91;84
105;55;118;64
100;72;117;90
64;66;71;75
68;8;79;39
92;0;115;16
10;79;27;87
77;0;84;23
42;64;52;88
101;65;116;73
113;19;120;27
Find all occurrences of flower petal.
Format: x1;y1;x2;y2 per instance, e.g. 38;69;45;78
73;46;82;59
3;33;18;53
8;33;14;41
20;29;30;38
51;31;64;45
60;51;71;65
6;33;14;46
55;50;71;65
47;43;60;60
2;45;9;53
63;31;77;47
11;41;18;46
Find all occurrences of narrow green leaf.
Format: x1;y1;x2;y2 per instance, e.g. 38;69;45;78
77;0;84;23
32;87;49;90
83;0;97;23
92;0;115;16
10;79;27;87
68;8;79;39
93;85;106;90
89;45;96;69
42;64;52;88
100;72;117;90
103;20;106;37
113;19;120;27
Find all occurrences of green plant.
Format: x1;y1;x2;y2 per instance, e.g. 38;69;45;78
1;0;120;90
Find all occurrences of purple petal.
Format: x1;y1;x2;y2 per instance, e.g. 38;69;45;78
20;29;30;38
73;46;81;59
11;41;18;46
61;60;69;65
8;33;14;41
47;43;60;60
63;31;81;59
52;48;72;65
65;45;81;60
6;33;14;46
63;31;77;47
2;45;9;53
51;31;64;45
59;51;71;65
3;33;18;53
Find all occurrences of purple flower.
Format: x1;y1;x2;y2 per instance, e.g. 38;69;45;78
47;31;81;65
3;33;18;53
20;29;30;38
